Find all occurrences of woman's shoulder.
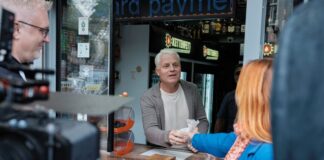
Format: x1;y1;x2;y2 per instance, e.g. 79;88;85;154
194;132;237;144
258;142;273;152
252;142;274;160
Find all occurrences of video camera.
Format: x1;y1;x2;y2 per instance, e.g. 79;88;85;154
0;7;100;160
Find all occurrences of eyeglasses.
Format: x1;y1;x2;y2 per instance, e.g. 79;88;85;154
18;21;49;38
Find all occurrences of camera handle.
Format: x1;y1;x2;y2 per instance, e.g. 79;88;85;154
46;122;55;160
0;85;15;109
46;109;56;160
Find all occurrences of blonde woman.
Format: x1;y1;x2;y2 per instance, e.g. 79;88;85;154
186;59;273;160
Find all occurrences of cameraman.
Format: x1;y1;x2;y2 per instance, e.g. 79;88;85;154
0;0;52;81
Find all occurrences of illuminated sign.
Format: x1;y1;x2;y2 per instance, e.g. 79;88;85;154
165;33;191;54
115;0;234;21
203;45;219;60
263;42;274;56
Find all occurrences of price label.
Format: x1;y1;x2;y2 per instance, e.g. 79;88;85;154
78;17;89;35
77;43;90;58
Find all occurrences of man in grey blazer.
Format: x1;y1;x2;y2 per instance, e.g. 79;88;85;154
141;48;209;147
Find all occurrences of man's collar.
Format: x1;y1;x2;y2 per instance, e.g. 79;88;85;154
6;55;32;66
6;55;21;65
159;81;180;93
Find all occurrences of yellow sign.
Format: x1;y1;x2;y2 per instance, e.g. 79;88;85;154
165;33;191;54
263;42;274;56
203;45;219;60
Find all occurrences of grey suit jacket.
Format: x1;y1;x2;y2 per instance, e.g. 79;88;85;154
140;80;209;147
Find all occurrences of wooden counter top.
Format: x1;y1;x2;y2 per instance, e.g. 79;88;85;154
100;143;222;160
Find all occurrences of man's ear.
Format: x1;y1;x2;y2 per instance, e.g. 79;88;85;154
155;68;160;76
13;23;20;39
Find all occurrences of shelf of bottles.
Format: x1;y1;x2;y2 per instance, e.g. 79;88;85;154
161;18;245;43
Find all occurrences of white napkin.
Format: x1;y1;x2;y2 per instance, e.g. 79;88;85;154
179;119;199;133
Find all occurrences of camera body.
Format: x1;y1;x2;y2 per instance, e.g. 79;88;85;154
0;111;100;160
0;113;100;160
0;6;14;62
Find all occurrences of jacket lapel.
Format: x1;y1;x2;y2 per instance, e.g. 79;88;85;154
151;83;165;129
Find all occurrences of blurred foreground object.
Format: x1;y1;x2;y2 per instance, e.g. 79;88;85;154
121;91;128;97
0;110;99;160
271;0;324;159
15;92;133;115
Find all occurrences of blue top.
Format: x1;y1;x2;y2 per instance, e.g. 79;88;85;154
192;132;273;160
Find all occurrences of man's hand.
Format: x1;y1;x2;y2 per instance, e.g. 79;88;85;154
168;130;187;145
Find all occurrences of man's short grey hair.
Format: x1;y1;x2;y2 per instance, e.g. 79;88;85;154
155;48;180;68
0;0;52;14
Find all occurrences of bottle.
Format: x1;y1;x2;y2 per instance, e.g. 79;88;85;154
215;18;222;35
192;24;197;39
210;20;216;35
198;22;203;39
227;18;235;34
179;24;185;37
202;21;210;34
241;24;245;34
235;19;241;35
184;25;191;38
221;19;227;35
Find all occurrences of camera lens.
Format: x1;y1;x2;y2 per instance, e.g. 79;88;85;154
0;131;43;160
0;140;33;160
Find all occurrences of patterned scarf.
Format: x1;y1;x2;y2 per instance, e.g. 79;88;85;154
224;124;250;160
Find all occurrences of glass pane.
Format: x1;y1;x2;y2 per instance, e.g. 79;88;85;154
180;72;187;80
194;73;214;132
60;0;111;95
